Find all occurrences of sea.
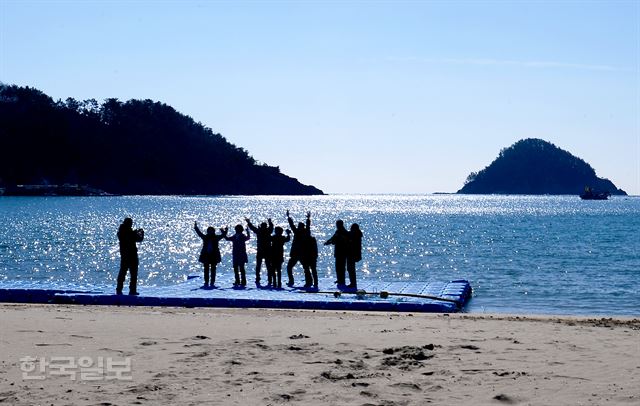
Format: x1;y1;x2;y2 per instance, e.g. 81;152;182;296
0;195;638;316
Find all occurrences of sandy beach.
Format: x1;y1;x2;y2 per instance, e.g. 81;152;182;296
0;304;638;405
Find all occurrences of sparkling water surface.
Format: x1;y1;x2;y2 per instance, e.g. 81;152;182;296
0;195;638;316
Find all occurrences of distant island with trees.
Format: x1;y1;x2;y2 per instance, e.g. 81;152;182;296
0;84;323;196
458;138;627;196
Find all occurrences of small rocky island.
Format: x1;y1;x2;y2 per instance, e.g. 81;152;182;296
0;84;322;196
458;138;627;196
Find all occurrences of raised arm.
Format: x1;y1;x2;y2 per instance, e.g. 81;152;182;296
245;218;258;233
194;222;205;239
267;218;274;234
305;211;311;232
287;213;296;232
215;227;229;241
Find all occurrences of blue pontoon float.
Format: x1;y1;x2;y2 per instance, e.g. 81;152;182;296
0;277;472;313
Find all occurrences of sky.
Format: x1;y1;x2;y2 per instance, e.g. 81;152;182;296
1;0;638;195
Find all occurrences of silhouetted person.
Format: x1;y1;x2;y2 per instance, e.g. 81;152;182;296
194;222;228;287
324;219;349;287
346;223;363;288
116;217;144;295
225;224;251;286
245;217;274;284
286;210;310;287
269;226;291;288
305;234;319;289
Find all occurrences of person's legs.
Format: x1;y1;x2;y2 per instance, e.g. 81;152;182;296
275;262;282;288
335;256;346;285
211;264;217;286
129;258;138;295
310;261;318;288
203;263;210;286
233;265;240;286
255;253;263;283
286;258;296;286
266;258;274;286
116;258;128;294
240;264;246;286
303;263;312;287
347;259;357;288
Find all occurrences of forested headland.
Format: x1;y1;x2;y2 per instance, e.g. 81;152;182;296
458;138;626;195
0;84;323;196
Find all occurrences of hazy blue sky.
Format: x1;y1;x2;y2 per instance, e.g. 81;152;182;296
1;0;638;194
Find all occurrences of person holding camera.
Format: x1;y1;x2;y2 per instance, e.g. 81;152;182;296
116;217;144;295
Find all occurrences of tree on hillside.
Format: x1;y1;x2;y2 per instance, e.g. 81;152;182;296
0;84;322;195
458;138;626;195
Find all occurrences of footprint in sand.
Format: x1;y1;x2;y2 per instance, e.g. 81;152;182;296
98;348;134;356
243;338;264;344
35;343;72;347
346;359;368;370
178;351;210;359
493;393;516;403
380;345;435;370
69;334;93;339
153;372;177;379
267;393;295;402
359;390;378;398
320;371;356;381
390;382;421;391
127;384;164;393
0;391;17;403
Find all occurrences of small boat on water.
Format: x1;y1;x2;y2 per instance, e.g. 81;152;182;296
580;186;610;200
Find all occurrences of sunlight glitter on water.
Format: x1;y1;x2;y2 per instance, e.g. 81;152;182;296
0;195;639;315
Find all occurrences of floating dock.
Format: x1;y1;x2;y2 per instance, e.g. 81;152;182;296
0;277;472;313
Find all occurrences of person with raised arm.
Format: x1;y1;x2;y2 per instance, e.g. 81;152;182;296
245;217;274;285
194;222;228;288
285;210;311;287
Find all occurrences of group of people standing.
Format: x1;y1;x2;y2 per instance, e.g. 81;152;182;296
116;212;363;295
325;219;362;288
